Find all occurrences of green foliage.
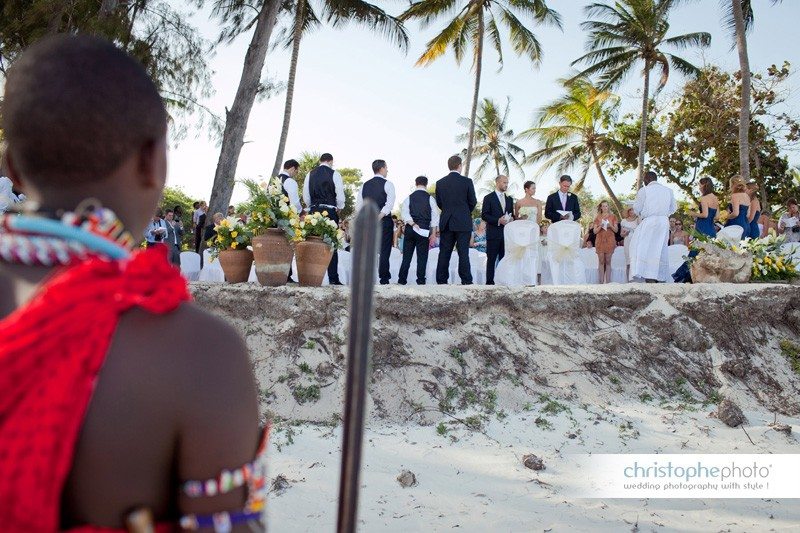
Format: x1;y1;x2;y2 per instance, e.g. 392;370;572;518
639;392;654;403
607;64;799;208
779;339;800;375
436;422;448;436
534;416;553;430
0;1;216;137
292;384;321;404
298;362;313;374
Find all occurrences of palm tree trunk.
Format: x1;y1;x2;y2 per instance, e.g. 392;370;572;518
207;0;280;221
590;145;622;215
271;0;306;178
635;61;651;190
732;0;751;182
464;10;484;178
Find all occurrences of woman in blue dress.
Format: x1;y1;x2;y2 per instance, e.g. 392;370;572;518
690;177;719;238
470;218;487;253
725;176;751;237
674;177;719;282
746;180;762;239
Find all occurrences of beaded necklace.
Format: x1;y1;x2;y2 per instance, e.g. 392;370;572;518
0;203;135;266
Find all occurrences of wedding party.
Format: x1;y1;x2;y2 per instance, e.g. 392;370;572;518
1;1;800;533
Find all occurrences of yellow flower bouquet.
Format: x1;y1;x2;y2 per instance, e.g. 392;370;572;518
293;210;345;249
206;216;253;259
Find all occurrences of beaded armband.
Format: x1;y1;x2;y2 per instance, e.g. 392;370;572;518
179;425;270;532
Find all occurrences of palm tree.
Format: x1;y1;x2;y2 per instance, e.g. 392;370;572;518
269;0;409;177
455;98;525;184
401;0;561;178
572;0;710;190
518;77;624;214
723;0;783;183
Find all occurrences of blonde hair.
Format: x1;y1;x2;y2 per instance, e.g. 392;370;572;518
729;176;746;194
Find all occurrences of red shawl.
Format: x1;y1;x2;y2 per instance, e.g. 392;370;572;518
0;246;189;531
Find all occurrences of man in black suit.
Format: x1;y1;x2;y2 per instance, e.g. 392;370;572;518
435;155;477;284
481;175;515;285
544;175;581;224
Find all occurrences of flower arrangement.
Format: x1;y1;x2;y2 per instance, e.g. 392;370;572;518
689;229;797;282
240;179;300;238
206;216;252;259
293;210;345;249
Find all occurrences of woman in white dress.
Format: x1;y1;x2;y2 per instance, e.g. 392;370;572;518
620;207;639;279
514;181;543;224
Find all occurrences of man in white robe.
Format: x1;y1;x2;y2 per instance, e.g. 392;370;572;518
629;171;676;282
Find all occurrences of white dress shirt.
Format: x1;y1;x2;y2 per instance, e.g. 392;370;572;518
279;173;302;212
145;219;168;243
302;162;345;211
558;190;568;209
634;181;677;219
400;186;441;229
356;176;396;217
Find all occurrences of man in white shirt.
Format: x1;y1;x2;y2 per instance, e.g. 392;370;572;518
357;159;396;284
398;176;439;285
278;159;302;212
303;153;346;284
144;209;169;248
629;171;677;282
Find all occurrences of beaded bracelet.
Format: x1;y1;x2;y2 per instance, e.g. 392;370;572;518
179;509;262;532
181;462;256;498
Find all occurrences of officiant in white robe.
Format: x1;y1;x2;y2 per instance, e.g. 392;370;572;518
629;171;676;282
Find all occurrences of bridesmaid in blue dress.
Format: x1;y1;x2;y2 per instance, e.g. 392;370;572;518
746;181;762;239
691;177;719;238
674;177;719;282
725;176;751;236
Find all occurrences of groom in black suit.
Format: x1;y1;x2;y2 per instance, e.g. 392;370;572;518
481;175;514;285
544;175;581;224
435;155;477;284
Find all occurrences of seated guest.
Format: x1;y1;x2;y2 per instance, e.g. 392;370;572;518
583;227;596;248
203;212;224;243
670;219;690;246
0;35;263;531
779;198;800;243
470;218;487;253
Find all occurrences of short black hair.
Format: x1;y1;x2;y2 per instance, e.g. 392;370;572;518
644;171;658;183
320;153;333;163
448;155;462;171
165;208;174;215
372;159;387;173
283;159;299;170
559;175;572;184
415;176;428;187
193;201;200;209
2;35;167;186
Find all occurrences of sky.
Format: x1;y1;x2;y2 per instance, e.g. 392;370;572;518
166;0;800;209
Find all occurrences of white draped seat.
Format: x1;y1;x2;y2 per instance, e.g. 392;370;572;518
667;244;689;282
781;243;800;266
539;243;552;285
546;221;586;285
322;249;352;285
198;249;224;282
495;220;539;287
610;247;627;283
179;251;201;281
425;248;440;285
718;225;744;246
469;249;487;285
579;248;599;284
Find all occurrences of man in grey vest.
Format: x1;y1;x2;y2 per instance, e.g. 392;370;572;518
356;159;396;284
398;176;439;285
303;153;345;285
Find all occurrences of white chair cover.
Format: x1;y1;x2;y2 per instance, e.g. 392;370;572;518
425;248;440;285
781;243;800;266
469;249;487;285
610;247;628;283
579;248;599;284
321;249;352;285
248;264;258;283
495;220;539;286
718;225;744;246
539;243;552;285
547;221;586;285
179;251;201;281
198;249;224;282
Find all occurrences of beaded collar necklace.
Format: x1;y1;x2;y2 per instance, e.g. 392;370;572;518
0;202;135;266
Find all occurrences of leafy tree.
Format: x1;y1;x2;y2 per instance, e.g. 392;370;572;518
606;64;799;210
518;77;623;214
572;0;711;189
269;0;408;177
456;98;525;186
0;0;214;137
400;0;561;177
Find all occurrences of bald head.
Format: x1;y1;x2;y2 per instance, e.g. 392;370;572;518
2;34;167;187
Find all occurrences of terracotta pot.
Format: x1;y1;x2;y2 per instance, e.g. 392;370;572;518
295;237;333;287
218;249;253;283
252;229;293;286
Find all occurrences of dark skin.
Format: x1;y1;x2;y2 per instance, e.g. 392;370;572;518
0;136;260;530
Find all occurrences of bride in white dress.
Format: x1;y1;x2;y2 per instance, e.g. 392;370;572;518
495;181;541;286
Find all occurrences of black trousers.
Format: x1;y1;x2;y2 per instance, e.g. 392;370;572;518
485;238;505;285
310;206;340;284
398;225;430;285
194;225;203;253
378;216;394;284
436;229;472;284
